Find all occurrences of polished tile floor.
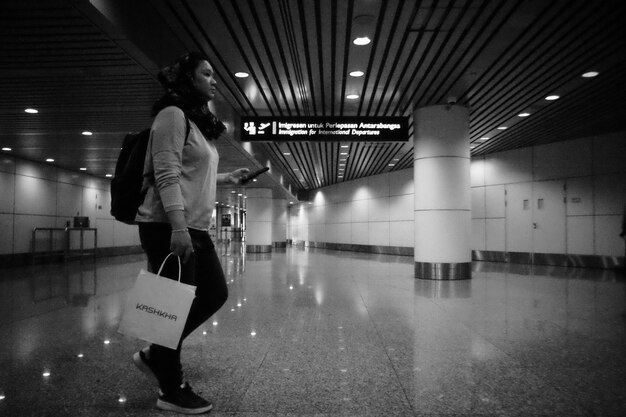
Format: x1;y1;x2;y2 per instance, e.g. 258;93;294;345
0;244;625;416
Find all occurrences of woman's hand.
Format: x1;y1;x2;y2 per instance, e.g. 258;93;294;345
227;168;250;184
170;229;194;263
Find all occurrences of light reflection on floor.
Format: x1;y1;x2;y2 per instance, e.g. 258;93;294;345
0;244;625;416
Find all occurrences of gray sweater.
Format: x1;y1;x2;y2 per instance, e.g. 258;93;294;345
136;106;219;230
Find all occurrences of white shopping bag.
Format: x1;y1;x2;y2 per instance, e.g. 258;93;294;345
118;253;196;349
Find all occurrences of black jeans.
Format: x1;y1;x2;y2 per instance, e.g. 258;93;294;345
138;223;228;389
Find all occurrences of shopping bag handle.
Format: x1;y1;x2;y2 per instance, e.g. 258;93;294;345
156;253;182;282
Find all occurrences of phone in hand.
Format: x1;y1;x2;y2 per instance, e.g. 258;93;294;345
241;167;269;184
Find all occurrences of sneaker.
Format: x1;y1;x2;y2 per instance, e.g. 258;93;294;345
156;382;213;414
132;347;159;385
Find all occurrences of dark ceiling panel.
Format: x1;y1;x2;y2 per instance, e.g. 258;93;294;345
1;0;625;201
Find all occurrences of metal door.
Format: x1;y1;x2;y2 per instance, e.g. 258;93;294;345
505;182;532;252
532;180;566;254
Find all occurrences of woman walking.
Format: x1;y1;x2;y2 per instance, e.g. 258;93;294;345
133;51;248;414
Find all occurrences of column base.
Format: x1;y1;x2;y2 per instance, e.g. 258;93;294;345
415;261;472;280
246;244;272;253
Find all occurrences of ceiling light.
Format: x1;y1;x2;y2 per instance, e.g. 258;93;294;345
353;37;371;46
81;131;93;136
349;70;364;77
497;126;507;130
79;167;87;171
340;152;348;155
341;145;349;148
105;174;112;177
518;112;531;117
545;95;560;101
346;94;359;100
283;152;291;155
582;71;599;78
24;108;38;114
388;163;395;167
46;158;54;162
235;72;249;78
479;137;490;141
2;147;11;151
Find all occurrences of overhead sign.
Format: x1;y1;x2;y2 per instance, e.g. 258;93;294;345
241;116;409;142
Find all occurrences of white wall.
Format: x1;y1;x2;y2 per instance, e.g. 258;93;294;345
0;155;140;256
288;131;626;258
289;168;414;248
472;132;626;257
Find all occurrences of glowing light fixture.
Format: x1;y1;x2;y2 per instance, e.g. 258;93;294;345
582;71;599;78
545;95;560;101
105;174;113;178
25;108;38;114
349;70;364;77
479;137;490;141
46;158;54;162
518;112;531;117
2;147;11;151
235;72;249;78
80;167;87;171
81;131;93;136
353;37;371;45
346;94;359;100
497;126;508;130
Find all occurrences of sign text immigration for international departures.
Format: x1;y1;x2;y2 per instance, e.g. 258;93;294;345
241;116;409;142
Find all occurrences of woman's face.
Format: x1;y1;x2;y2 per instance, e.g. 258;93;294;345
191;60;217;101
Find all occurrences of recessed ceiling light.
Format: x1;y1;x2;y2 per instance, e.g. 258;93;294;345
340;152;348;155
79;167;87;171
479;137;490;141
283;152;291;155
346;94;359;100
518;112;531;117
353;37;371;46
235;72;249;78
582;71;599;78
341;145;349;148
497;126;508;130
81;131;93;136
25;108;38;114
2;147;11;151
349;70;364;77
46;158;54;162
105;174;112;177
545;95;560;101
388;163;395;166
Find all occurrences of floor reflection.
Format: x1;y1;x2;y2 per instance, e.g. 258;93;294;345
0;247;624;416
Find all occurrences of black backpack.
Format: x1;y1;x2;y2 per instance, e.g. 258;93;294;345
110;117;190;224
